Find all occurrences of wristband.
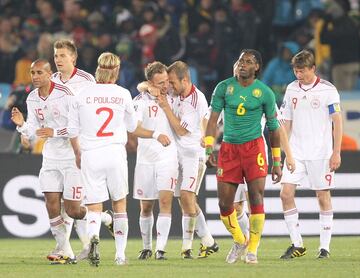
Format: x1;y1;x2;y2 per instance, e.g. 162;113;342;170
271;147;281;158
273;161;281;167
152;131;160;139
205;146;213;155
204;136;215;147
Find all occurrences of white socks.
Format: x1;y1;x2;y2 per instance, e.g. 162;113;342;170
319;210;333;251
237;211;250;239
182;215;196;250
114;213;128;259
156;213;171;251
49;215;74;258
87;211;101;240
139;214;154;250
195;209;214;247
284;208;303;247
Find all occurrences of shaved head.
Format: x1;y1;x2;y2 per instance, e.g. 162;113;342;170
31;59;52;73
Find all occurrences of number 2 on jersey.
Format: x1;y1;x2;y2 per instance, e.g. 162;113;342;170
96;107;114;137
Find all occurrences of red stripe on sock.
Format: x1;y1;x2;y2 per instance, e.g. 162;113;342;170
250;204;264;214
220;207;234;217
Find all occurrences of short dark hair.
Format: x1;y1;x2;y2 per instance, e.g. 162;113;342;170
291;49;315;68
239;49;262;78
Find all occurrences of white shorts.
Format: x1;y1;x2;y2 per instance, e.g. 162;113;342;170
175;155;203;197
81;144;129;204
133;159;178;200
39;158;83;201
281;158;335;190
234;184;247;203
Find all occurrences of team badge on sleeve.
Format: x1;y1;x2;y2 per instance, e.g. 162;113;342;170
252;89;262;98
328;103;341;114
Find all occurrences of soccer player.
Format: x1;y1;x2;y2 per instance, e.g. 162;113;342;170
51;39;113;260
132;61;178;260
157;61;213;259
205;49;282;264
11;59;87;264
67;52;171;266
279;50;342;259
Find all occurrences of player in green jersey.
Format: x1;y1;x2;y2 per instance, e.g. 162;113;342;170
205;49;282;264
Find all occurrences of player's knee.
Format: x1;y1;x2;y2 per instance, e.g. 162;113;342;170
218;201;232;214
280;190;293;203
65;205;81;219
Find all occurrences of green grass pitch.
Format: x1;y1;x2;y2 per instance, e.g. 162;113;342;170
0;237;359;277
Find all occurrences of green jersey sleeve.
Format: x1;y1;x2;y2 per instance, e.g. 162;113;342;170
210;81;226;113
263;86;279;131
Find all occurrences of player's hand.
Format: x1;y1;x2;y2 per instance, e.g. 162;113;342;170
36;127;54;138
157;134;171;147
206;146;217;167
20;135;31;149
285;156;296;173
157;94;169;109
200;136;205;148
329;152;341;172
271;166;282;184
11;107;25;127
148;84;160;97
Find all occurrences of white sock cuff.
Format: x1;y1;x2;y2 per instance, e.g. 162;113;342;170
158;213;171;218
114;213;128;219
284;208;298;217
50;215;63;226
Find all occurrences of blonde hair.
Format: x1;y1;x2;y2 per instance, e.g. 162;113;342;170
95;52;121;83
144;61;167;81
167;61;190;81
53;39;78;57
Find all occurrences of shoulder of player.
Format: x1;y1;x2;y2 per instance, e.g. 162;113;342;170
53;82;75;96
26;89;40;102
214;77;236;90
318;79;337;90
74;68;95;82
184;86;206;109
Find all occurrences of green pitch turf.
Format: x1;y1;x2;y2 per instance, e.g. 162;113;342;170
0;237;359;277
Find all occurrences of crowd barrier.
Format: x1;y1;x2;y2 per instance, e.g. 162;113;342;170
0;152;359;238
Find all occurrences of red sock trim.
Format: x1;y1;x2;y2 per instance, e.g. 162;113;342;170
250;204;264;214
220;207;234;217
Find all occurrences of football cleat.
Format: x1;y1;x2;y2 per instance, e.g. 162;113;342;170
317;248;330;259
50;255;77;265
244;252;258;264
104;210;114;239
198;242;219;258
115;257;129;265
280;244;307;259
138;249;152;260
181;249;193;259
155;250;167;260
88;236;100;267
226;242;247;264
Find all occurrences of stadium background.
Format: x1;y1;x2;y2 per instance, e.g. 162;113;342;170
0;0;359;238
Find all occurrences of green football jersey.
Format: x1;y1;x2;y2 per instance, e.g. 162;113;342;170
210;77;279;144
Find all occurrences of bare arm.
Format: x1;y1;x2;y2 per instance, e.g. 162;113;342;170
157;94;188;136
268;127;282;183
279;122;295;173
330;112;342;171
70;137;81;169
131;123;171;147
204;111;221;166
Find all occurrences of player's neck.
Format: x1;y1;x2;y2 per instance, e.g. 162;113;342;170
60;66;76;82
300;75;317;86
182;83;193;98
38;82;52;97
237;76;255;87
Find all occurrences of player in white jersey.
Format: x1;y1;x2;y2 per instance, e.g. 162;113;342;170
51;39;113;260
67;52;171;266
156;61;217;259
132;62;178;261
11;59;88;264
279;50;342;259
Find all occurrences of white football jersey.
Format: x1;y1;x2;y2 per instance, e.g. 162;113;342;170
172;85;208;156
280;77;340;160
68;83;138;151
133;92;177;164
17;82;75;160
51;67;95;94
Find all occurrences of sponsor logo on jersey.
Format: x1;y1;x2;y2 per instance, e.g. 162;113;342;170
239;95;247;101
226;86;234;95
53;107;60;118
252;89;262;98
